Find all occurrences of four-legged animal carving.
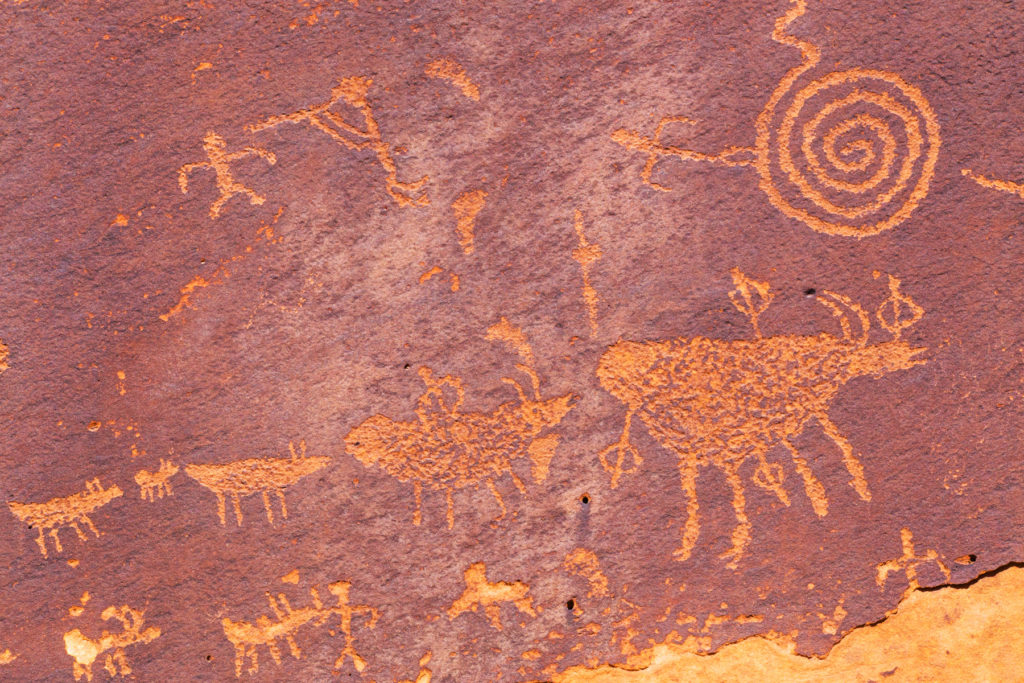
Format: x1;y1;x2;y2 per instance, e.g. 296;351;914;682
64;606;161;681
135;460;180;502
8;479;123;557
185;440;329;525
597;270;926;567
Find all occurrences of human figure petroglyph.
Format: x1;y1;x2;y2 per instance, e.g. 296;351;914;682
613;0;940;237
249;77;429;207
345;321;575;528
447;563;536;631
185;440;329;526
64;605;161;681
135;459;179;502
597;269;926;567
178;132;276;218
8;479;123;557
571;210;603;337
876;527;950;596
222;578;378;677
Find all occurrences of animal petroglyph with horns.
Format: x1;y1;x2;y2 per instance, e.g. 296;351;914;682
597;269;927;567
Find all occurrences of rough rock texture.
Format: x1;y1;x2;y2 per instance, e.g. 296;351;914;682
1;0;1022;680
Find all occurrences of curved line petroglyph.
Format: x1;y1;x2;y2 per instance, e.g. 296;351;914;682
597;269;927;567
345;320;575;529
248;77;429;207
184;440;329;526
8;479;124;557
961;168;1024;200
612;0;941;237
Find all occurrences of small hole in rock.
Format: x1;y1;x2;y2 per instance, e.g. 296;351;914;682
566;599;575;610
580;494;590;505
206;655;212;661
804;288;816;296
403;363;411;369
955;554;977;565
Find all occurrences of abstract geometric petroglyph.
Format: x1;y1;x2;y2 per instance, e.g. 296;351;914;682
613;0;941;237
345;321;575;527
4;0;1023;679
8;479;124;557
249;77;430;207
184;440;329;525
597;270;926;566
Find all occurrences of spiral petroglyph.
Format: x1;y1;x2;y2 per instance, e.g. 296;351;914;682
613;0;941;237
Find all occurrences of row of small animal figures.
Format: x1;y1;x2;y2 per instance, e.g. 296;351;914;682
9;270;928;568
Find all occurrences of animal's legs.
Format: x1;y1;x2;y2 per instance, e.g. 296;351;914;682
276;489;288;520
215;492;227;525
672;457;701;562
487;480;507;522
780;437;829;516
261;490;275;524
70;520;89;542
50;527;64;553
336;645;368;672
752;454;790;506
719;462;751;569
80;514;101;538
231;493;244;526
445;489;454;529
816;413;871;501
34;528;48;557
286;634;302;659
412;482;422;526
509;471;527;495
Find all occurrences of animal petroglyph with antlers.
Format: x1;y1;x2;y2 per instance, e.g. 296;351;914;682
135;459;180;502
598;269;927;567
8;479;123;557
185;440;329;526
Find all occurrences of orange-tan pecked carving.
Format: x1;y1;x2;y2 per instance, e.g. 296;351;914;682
447;562;536;631
345;320;575;528
64;605;161;681
184;440;329;526
451;189;487;254
222;574;379;677
612;0;940;237
961;167;1024;200
396;652;433;683
425;58;480;100
596;269;927;567
876;527;950;597
8;479;124;557
563;548;609;598
178;132;277;218
248;77;429;207
571;210;603;337
134;459;180;502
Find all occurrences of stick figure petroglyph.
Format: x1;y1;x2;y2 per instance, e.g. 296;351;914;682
249;77;429;207
613;0;941;237
178;132;276;218
597;269;927;567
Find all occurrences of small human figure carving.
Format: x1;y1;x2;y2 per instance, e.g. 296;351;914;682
63;605;161;681
597;270;927;567
222;578;378;677
185;440;329;526
876;527;950;595
249;77;429;207
134;459;179;502
447;563;536;631
8;478;123;557
178;132;276;218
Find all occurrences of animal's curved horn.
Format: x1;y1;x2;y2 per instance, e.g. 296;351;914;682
819;290;870;345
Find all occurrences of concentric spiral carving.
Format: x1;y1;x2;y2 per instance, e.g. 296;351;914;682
758;68;941;237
